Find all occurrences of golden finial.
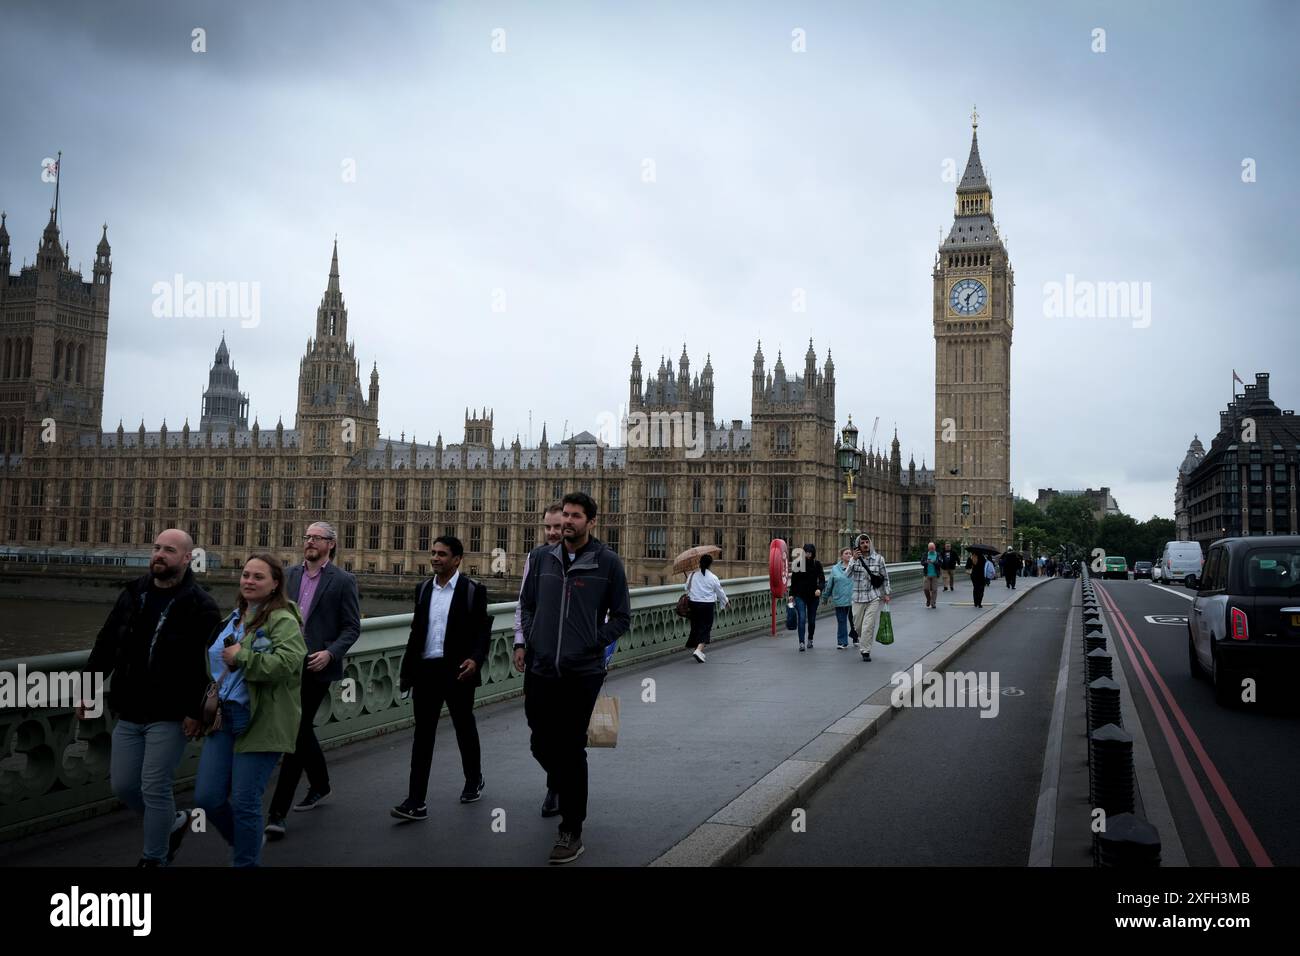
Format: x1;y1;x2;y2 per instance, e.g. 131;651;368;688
971;105;979;129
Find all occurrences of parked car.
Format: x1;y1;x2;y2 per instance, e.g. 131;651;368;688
1160;540;1204;588
1189;536;1300;706
1133;560;1153;580
1103;556;1129;580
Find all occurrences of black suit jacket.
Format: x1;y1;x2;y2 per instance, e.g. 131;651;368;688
285;562;361;683
399;573;491;691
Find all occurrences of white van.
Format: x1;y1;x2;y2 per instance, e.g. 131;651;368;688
1160;541;1204;587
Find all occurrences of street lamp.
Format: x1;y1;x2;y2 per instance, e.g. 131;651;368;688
837;417;863;552
960;492;971;561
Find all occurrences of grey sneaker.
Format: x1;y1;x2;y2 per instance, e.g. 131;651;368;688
264;815;286;840
548;830;585;864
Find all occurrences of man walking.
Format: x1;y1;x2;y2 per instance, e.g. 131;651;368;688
519;492;631;864
846;533;891;662
265;521;361;840
83;529;221;866
392;536;491;820
513;502;565;817
1001;550;1021;590
939;541;957;591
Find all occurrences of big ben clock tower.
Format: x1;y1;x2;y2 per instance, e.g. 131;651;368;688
933;109;1014;553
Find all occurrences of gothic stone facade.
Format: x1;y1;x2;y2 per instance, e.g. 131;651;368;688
932;116;1015;550
1;227;937;587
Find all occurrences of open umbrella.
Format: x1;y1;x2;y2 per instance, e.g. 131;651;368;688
669;545;721;576
967;543;1000;556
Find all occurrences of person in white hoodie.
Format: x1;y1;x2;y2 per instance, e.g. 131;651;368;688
684;554;729;663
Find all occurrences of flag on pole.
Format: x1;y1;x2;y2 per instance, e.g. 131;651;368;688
1233;369;1244;385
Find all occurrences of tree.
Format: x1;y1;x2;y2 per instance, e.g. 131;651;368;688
1046;496;1097;555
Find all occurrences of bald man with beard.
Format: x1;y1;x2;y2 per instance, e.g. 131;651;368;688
84;528;221;866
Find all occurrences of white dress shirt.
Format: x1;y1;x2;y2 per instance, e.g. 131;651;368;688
423;570;460;660
686;569;729;608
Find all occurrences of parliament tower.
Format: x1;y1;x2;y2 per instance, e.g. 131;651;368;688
933;111;1014;550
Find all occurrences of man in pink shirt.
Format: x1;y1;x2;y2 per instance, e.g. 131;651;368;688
265;521;360;841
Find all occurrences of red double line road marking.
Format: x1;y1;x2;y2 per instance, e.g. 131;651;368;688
1096;584;1273;867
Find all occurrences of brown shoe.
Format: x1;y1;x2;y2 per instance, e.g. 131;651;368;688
549;830;585;864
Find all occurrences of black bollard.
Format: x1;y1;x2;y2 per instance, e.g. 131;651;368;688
1096;812;1161;867
1086;647;1113;682
1088;676;1122;730
1089;722;1134;816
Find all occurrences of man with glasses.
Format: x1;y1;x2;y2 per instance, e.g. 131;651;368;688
265;521;360;841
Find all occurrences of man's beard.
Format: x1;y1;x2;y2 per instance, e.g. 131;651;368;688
153;562;182;582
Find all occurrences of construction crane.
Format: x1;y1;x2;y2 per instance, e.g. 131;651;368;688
867;416;879;454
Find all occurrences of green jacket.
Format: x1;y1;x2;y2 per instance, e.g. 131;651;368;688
231;603;307;754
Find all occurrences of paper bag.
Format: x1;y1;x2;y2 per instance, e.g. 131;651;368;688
587;695;620;748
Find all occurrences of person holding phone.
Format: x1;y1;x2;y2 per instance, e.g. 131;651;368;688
391;535;491;821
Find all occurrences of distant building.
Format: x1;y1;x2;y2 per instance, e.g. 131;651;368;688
1174;435;1206;540
1034;487;1119;521
0;215;934;583
1185;373;1300;549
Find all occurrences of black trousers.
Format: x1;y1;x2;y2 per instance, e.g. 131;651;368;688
686;601;715;648
972;576;987;608
1005;570;1018;588
408;658;481;803
269;673;331;818
524;670;605;836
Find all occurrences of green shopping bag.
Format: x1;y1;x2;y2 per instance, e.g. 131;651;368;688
875;608;894;646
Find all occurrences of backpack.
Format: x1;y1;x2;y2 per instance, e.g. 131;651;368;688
984;559;996;581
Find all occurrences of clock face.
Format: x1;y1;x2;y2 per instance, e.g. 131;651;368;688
949;278;988;315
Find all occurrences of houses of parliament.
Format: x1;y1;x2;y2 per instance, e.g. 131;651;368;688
0;119;1013;585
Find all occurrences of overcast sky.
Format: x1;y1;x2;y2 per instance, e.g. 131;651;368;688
2;0;1296;521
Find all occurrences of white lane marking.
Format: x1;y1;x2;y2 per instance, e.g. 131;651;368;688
1143;614;1189;625
1149;583;1194;602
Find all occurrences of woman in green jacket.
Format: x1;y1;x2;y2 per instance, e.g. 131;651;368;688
194;553;306;866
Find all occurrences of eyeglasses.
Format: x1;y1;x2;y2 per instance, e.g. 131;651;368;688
303;535;333;543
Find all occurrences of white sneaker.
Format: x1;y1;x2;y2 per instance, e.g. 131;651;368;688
692;648;706;663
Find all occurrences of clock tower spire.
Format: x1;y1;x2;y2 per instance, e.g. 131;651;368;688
932;112;1015;553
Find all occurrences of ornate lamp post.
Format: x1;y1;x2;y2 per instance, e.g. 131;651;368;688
961;492;971;561
837;417;863;551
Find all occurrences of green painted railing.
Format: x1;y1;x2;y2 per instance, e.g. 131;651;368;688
0;565;921;840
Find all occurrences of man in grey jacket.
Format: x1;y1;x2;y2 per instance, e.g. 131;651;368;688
265;521;360;840
519;491;630;864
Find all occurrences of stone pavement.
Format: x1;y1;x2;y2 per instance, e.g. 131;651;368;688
0;575;1050;867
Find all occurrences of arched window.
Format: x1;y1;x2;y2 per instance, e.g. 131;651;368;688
24;337;33;378
776;425;791;453
53;341;64;379
76;345;85;383
2;339;10;379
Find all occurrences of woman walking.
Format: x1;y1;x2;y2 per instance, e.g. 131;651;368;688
921;541;941;608
684;554;729;662
194;553;306;867
828;548;856;647
790;543;826;651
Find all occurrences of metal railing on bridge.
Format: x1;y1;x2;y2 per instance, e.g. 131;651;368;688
0;565;922;840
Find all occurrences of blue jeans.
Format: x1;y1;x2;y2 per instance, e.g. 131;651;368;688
110;719;189;864
794;595;819;642
194;701;280;867
835;606;852;646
